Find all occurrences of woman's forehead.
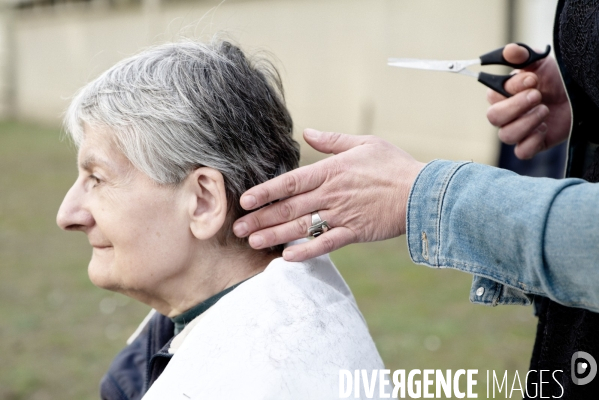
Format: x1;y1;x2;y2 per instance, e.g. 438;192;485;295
77;127;131;174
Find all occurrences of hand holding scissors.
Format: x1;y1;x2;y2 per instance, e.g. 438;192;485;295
388;43;551;98
390;43;571;159
485;43;571;160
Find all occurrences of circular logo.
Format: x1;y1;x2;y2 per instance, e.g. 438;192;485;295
571;351;597;385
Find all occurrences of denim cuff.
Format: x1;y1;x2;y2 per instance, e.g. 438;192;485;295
469;276;534;307
406;159;471;266
406;160;533;307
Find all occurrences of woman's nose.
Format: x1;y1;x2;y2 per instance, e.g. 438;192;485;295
56;181;94;231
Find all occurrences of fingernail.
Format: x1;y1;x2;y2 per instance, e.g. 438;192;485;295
233;222;248;237
523;76;536;88
304;128;322;140
536;122;548;135
249;234;264;248
537;105;550;119
240;195;256;209
527;90;541;104
283;250;295;261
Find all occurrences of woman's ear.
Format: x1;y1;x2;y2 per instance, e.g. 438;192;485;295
186;167;227;240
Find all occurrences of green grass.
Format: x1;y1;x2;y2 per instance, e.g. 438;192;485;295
0;121;536;399
332;242;536;397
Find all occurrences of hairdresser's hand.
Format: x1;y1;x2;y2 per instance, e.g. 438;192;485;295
232;129;425;262
487;43;571;160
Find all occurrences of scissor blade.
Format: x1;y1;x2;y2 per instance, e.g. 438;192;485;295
387;58;480;72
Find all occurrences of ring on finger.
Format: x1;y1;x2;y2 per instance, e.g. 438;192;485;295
307;211;330;238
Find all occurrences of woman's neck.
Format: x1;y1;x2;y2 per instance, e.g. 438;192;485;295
122;247;280;317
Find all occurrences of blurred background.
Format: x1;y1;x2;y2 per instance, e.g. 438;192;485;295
0;0;560;398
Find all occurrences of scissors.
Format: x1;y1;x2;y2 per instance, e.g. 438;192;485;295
388;43;551;98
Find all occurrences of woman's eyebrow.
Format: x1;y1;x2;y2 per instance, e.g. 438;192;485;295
79;154;114;173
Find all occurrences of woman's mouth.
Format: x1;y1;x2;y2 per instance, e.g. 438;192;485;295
92;244;113;249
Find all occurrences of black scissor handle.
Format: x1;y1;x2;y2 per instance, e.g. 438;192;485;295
480;43;551;69
478;72;514;98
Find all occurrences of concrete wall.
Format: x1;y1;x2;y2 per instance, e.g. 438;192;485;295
0;6;15;117
513;0;559;49
11;0;507;164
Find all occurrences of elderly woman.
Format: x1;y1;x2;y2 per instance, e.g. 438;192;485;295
56;40;383;399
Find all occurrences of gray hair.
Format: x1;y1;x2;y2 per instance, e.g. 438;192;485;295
64;39;299;248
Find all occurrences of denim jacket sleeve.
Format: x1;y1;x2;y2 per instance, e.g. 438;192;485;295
406;159;599;313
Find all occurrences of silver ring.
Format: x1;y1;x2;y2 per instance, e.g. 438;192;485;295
308;211;330;238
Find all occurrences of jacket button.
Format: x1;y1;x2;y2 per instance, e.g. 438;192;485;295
476;287;485;296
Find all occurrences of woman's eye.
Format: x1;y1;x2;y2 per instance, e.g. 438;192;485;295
89;175;102;187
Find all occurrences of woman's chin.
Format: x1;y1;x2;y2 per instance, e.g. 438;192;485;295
87;254;120;291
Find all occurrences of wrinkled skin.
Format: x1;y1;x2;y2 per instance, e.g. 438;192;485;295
233;129;425;262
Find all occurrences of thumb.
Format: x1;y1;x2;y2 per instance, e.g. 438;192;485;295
303;128;370;155
504;43;545;72
503;43;529;66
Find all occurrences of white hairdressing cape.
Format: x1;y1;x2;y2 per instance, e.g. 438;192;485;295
141;250;385;399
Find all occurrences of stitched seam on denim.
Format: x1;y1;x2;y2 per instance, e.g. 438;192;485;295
435;161;473;266
536;179;598;310
436;258;599;309
495;298;532;305
469;281;530;306
437;258;537;294
411;259;536;304
537;180;580;301
406;160;439;262
471;297;530;306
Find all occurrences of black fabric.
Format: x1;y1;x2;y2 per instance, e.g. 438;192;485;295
170;278;248;335
524;1;599;398
559;0;599;110
582;146;599;181
100;313;174;400
526;298;599;398
497;141;567;178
